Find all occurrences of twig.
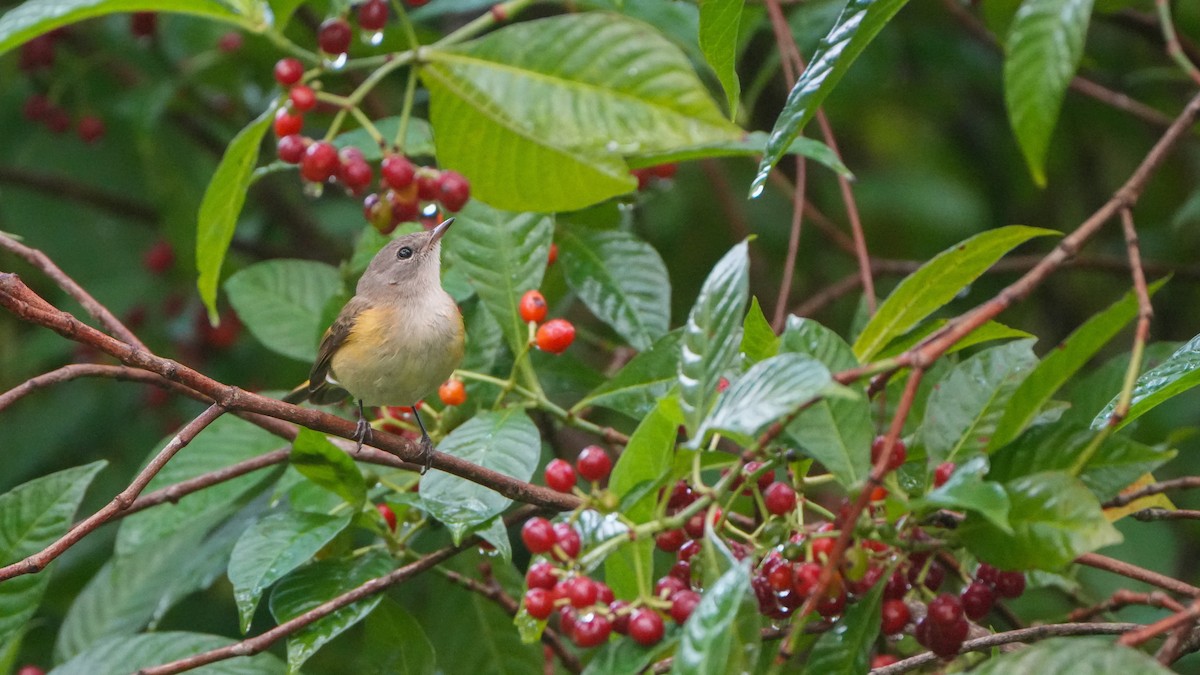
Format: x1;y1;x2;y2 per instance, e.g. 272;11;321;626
1130;508;1200;522
1076;553;1200;597
1109;207;1154;427
1068;589;1186;622
1156;0;1200;86
1103;476;1200;508
126;449;291;516
0;166;157;223
0;363;194;412
1119;597;1200;648
773;156;808;330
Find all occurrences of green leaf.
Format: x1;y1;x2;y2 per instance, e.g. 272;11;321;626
680;241;750;436
853;226;1058;360
699;0;744;116
290;428;367;508
781;317;872;488
270;551;395;674
740;297;779;363
442;202;552;355
971;637;1173;675
54;632;284;675
419;410;540;542
750;0;910;195
471;515;512;562
334;116;436;161
576;329;682;419
921;339;1038;465
804;576;883;675
875;319;1034;360
117;416;281;555
228;510;353;633
627;131;853;180
583;636;677;675
0;0;240;57
361;599;436;675
197;106;274;324
0;462;104;647
423;13;740;212
557;228;670;350
1093;331;1200;430
1004;0;1094;185
988;423;1175;501
671;561;752;675
917;456;1011;533
224;260;343;362
694;353;832;448
994;280;1165;448
958;471;1121;570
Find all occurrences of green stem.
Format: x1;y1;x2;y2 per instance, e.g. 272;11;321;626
389;0;421;50
434;0;540;48
395;66;420;151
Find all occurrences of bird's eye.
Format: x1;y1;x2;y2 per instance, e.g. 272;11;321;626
397;246;413;260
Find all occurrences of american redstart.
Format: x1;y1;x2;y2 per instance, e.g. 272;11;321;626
284;217;464;472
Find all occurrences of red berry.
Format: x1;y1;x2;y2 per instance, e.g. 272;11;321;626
871;655;899;668
376;503;397;531
766;562;794;592
994;571;1026;599
654;575;687;599
763;482;797;516
816;585;847;618
437;379;466;406
650;163;678;179
576;445;612;482
521;517;555;554
523;588;554;620
217;31;243;52
551;523;580;561
628;608;664;646
415;167;440;200
437;170;471;211
561;576;598;608
274;108;304;137
961;580;994;620
381;155;415;190
536;319;576;354
870;435;907;472
387;186;420;223
357;0;389;30
610;600;631;634
77;115;105;143
811;536;835;562
975;563;999;585
544;458;576;493
130;12;157;38
518;290;548;323
338;160;373;195
289;85;317;112
883;570;909;600
558;607;577;636
668;559;691;581
716;376;730;392
318;18;353;55
595;582;614;605
526;561;557;590
927;593;963;628
917;614;968;657
19;35;55;71
677;539;700;561
198;309;242;349
547;243;558;266
881;599;909;634
144;240;175;274
23;94;50;122
669;590;700;624
655;529;686;553
571;613;611;648
792;562;821;597
909;561;945;591
933;462;955;487
277;134;307;164
16;667;45;675
273;58;304;86
301;141;339;182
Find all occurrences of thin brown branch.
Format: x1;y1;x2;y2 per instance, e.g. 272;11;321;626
126;449;290;516
1105;207;1154;428
1130;508;1200;522
1104;476;1200;508
1156;0;1200;86
773;156;807;330
1076;552;1200;597
1068;589;1186;622
1120;597;1200;648
0;166;158;223
0;363;194;412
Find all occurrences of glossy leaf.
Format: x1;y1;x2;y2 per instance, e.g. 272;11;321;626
419;409;540;542
557;227;671;350
584;636;677;675
671;561;752;675
290;428;366;509
679;241;750;436
750;0;910;195
361;599;436;675
958;471;1121;570
228;510;353;633
1093;331;1200;430
694;353;832;448
993;279;1165;448
921;339;1038;465
740;297;779;363
1004;0;1094;185
423;13;740;211
54;631;284;675
270;551;395;673
853;226;1058;360
333;116;436;161
804;577;883;675
918;456;1011;533
876;319;1033;360
224;260;343;362
627;131;853;179
442;202;552;355
699;0;744;116
0;462;104;648
575;329;682;419
971;637;1173;675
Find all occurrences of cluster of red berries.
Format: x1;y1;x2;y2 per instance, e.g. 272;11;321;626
519;290;576;354
543;445;613;493
630;163;678;191
18;29;106;143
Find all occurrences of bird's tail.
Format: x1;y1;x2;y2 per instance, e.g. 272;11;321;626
282;379;348;405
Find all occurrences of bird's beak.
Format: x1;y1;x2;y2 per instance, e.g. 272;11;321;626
429;217;455;245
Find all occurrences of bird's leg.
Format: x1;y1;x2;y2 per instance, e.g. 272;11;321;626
411;405;435;474
354;400;372;454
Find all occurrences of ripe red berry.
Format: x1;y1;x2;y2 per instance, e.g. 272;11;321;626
415;167;441;200
677;539;700;561
571;613;612;648
927;593;964;628
669;590;700;624
816;585;847;618
994;571;1026;599
19;35;55;71
525;561;557;590
610;600;631;634
883;570;909;600
198;309;242;349
437;379;466;406
871;655;899;668
547;243;558;266
763;482;797;516
765;560;793;592
536;319;575;354
301;141;339;182
881;599;909;634
741;462;775;493
273;57;304;86
357;0;389;30
277;134;307;164
561;576;598;608
318;18;353;55
388;186;420;223
961;580;995;620
381;155;415;190
793;562;821;597
274;108;304;137
376;503;397;531
909;561;945;591
870;435;907;472
217;31;243;53
523;588;554;620
628;608;664;646
576;445;612;482
76;115;105;143
655;529;686;553
518;290;548;323
654;575;687;599
437;170;471;211
16;667;45;675
811;535;835;562
551;523;580;561
650;163;678;179
337;160;373;195
595;582;614;605
23;94;50;122
933;462;955;487
144;240;175;274
289;85;317;112
521;517;555;554
544;458;576;493
130;12;157;38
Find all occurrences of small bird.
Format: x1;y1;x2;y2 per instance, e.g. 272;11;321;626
284;217;464;472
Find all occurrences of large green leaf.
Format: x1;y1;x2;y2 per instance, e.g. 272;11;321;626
419;409;540;542
290;428;367;509
442;202;552;355
0;462;104;648
679;241;750;436
224;260;343;362
54;632;284;675
269;551;395;674
699;0;744;116
1004;0;1094;186
740;297;779;364
360;599;436;675
749;0;911;195
117;416;281;555
423;13;741;212
627;131;852;179
0;0;240;56
694;353;832;448
921;340;1038;465
958;471;1121;571
917;456;1011;533
197;107;274;324
1093;331;1200;430
853;226;1058;360
557;228;670;350
671;561;752;675
994;280;1165;448
781;317;872;488
575;329;682;419
228;510;353;633
804;577;883;675
970;637;1173;675
583;637;677;675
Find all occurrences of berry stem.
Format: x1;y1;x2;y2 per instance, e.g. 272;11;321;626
435;0;537;48
347;105;386;146
389;0;421;51
394;66;419;152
